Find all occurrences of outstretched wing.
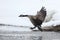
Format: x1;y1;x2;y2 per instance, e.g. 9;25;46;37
36;7;47;21
37;7;46;15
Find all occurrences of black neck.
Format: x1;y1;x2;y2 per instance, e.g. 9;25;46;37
19;15;29;17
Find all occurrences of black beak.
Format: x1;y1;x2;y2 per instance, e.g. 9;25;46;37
18;15;23;17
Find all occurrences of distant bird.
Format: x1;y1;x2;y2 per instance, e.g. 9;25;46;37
19;7;47;31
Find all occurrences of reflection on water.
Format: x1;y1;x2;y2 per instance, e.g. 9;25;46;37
0;35;42;40
26;36;42;40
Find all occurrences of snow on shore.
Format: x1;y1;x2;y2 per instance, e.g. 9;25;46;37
0;26;31;31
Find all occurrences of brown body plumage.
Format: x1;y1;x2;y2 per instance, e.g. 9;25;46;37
19;7;47;31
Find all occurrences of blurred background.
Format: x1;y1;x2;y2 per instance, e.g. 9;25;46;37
0;0;60;29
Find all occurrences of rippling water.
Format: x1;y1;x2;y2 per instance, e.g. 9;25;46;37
0;31;60;40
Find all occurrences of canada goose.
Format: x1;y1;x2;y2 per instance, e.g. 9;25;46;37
19;7;47;31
